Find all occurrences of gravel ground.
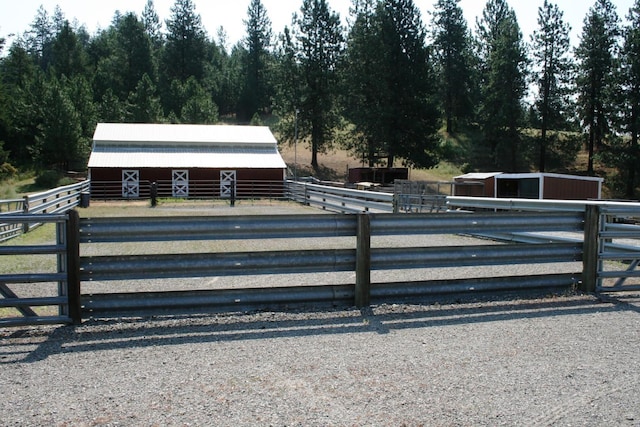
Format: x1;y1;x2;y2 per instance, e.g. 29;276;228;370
3;201;640;425
2;293;640;426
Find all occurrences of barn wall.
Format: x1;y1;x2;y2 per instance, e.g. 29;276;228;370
543;176;600;200
90;167;285;199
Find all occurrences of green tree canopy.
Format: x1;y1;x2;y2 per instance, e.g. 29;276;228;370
431;0;474;134
531;0;575;171
477;0;528;171
294;0;344;170
575;0;620;175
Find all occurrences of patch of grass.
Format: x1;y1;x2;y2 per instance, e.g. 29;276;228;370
0;224;58;275
0;173;36;199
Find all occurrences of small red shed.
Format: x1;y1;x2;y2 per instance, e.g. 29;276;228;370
453;172;502;197
454;172;603;200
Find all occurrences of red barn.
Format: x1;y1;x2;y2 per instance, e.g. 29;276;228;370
88;123;287;199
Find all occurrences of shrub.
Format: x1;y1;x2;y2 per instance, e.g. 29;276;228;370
0;162;17;179
35;170;63;189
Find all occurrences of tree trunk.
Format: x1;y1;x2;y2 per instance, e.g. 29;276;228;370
587;126;595;176
627;103;638;198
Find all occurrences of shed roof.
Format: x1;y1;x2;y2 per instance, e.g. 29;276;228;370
454;172;503;180
88;123;287;169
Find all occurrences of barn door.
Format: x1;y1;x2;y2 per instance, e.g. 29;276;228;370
172;170;189;197
220;170;236;198
122;170;139;198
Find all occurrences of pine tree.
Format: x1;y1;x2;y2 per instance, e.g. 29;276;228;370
575;0;620;175
476;0;527;171
163;0;207;82
239;0;273;121
376;0;440;168
126;73;163;123
50;20;87;78
294;0;344;170
272;27;300;146
25;5;54;70
179;77;219;124
431;0;474;134
341;0;385;166
531;0;574;171
620;0;640;196
34;76;83;170
142;0;163;49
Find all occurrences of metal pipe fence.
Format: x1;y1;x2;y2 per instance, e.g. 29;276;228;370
596;206;640;292
287;180;394;213
3;187;640;326
0;214;77;327
90;180;287;200
0;180;90;242
75;210;586;319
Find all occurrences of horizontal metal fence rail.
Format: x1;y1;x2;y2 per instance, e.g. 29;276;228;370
25;180;90;216
79;214;357;243
446;195;640;213
90;180;287;200
0;180;90;242
0;200;30;242
0;199;24;213
77;210;585;318
0;213;75;327
286;180;394;213
596;206;640;292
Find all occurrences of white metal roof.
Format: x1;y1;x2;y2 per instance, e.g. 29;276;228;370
454;172;503;180
88;123;287;169
497;172;604;183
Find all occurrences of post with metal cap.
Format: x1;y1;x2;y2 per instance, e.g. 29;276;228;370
355;213;371;307
581;204;600;293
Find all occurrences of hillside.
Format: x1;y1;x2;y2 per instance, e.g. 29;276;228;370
277;141;464;184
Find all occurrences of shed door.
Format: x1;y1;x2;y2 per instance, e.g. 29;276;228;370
220;170;236;198
122;170;139;198
172;170;189;197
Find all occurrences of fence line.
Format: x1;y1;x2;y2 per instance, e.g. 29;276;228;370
287;181;394;213
0;213;75;327
0;180;90;242
73;210;586;320
2;182;640;326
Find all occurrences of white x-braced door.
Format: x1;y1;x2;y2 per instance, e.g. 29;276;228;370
122;170;139;198
172;170;189;197
220;170;236;198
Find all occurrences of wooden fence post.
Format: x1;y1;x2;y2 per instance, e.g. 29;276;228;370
66;210;82;324
22;195;29;233
355;213;371;307
581;204;600;293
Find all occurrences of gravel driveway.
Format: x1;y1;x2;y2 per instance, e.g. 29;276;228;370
2;293;640;426
2;201;640;426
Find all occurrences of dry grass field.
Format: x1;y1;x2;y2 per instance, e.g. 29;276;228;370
277;142;463;183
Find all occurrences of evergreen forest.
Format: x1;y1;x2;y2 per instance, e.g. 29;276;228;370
1;0;640;198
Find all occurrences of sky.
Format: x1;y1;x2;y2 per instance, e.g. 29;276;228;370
0;0;637;52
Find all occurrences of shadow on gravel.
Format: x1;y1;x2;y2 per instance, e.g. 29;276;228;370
2;294;638;364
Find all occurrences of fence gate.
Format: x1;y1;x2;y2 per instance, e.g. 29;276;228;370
220;170;236;198
122;170;139;198
596;206;640;293
172;170;189;197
